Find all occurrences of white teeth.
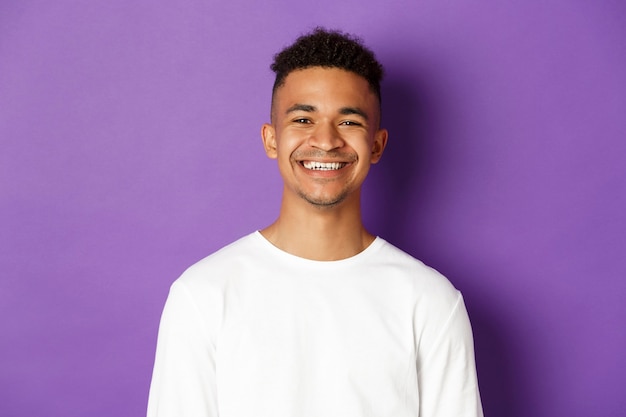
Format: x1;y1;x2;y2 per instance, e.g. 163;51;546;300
302;161;346;170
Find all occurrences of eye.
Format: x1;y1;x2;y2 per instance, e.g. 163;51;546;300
293;118;311;124
340;120;362;126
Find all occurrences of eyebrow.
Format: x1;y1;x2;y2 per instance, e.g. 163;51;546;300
285;104;316;114
339;106;369;121
285;104;369;121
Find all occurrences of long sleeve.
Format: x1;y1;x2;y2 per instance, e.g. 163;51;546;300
147;281;219;417
416;294;483;417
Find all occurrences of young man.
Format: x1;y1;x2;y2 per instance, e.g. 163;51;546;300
147;28;483;417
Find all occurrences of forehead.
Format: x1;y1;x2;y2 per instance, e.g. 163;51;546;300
272;67;379;113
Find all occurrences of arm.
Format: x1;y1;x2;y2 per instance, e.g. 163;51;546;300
147;281;219;417
417;294;484;417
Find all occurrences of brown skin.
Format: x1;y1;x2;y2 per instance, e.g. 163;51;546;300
260;67;388;261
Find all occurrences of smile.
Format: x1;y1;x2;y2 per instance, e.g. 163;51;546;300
302;161;348;171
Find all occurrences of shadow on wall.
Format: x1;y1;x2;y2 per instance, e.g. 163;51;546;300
364;71;522;417
467;288;524;417
366;73;432;250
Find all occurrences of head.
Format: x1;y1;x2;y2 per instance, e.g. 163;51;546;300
270;27;384;121
262;29;388;209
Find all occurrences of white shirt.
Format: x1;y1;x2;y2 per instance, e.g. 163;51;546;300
148;232;483;417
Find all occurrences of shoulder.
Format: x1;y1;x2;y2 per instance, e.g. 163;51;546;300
373;240;474;353
368;238;462;327
178;232;259;283
163;232;262;324
369;238;462;313
167;232;261;303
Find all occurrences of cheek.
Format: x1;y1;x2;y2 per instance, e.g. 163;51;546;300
352;135;376;158
275;131;303;157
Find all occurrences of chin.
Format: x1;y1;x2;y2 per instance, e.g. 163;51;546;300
301;192;350;208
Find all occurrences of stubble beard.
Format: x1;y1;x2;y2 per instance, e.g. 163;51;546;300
297;187;349;208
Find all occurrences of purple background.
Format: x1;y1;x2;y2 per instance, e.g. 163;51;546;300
1;1;625;416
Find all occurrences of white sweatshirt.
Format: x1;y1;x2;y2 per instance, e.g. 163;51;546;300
147;232;483;417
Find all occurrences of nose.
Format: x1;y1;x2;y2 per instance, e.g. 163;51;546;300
307;122;345;151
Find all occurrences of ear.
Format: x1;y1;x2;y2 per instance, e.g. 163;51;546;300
261;123;278;159
370;128;388;164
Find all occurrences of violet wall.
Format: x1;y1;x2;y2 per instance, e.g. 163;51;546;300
1;1;625;416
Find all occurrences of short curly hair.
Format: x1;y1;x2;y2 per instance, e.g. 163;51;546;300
271;27;384;104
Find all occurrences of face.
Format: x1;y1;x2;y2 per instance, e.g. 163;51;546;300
262;67;388;208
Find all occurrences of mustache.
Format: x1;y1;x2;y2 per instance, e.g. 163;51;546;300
292;149;357;161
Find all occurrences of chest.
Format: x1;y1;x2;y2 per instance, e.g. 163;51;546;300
213;276;419;416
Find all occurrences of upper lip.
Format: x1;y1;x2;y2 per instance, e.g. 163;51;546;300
293;149;357;163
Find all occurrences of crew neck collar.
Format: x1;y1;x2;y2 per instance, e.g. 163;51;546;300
252;230;385;267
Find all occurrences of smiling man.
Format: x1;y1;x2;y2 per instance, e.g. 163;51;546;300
147;28;483;417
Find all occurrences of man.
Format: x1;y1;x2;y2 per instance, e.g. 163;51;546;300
147;28;483;417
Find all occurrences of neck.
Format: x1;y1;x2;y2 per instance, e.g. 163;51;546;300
260;192;375;261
